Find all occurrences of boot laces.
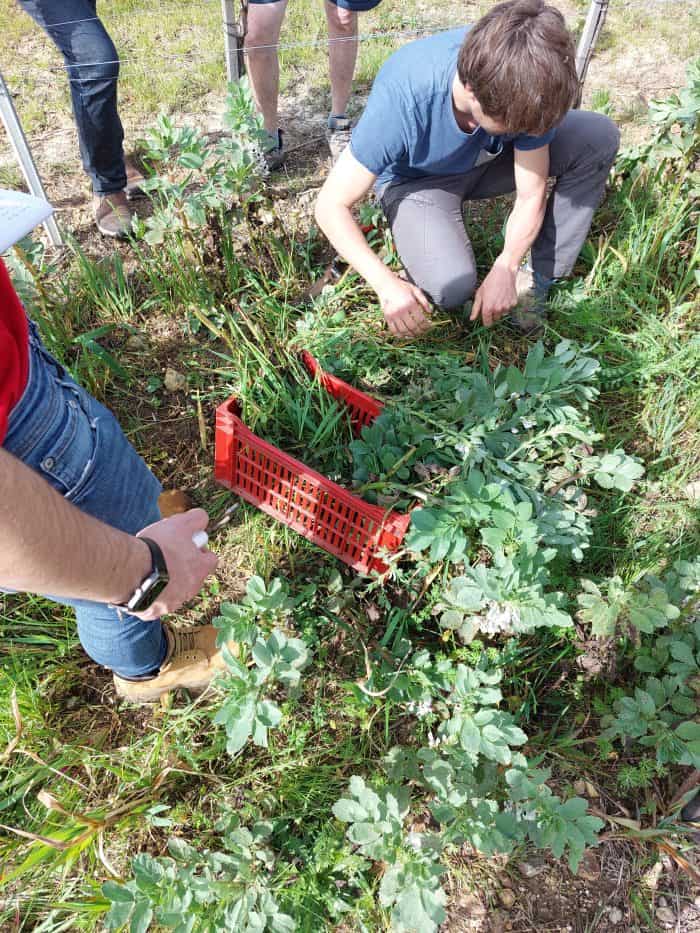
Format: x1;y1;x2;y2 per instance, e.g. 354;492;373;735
172;628;198;658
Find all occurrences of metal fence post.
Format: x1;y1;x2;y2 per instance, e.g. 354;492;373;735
575;0;610;106
222;0;248;83
0;69;63;248
221;0;240;83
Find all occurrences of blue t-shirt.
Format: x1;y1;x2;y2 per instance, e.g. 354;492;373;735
350;27;556;189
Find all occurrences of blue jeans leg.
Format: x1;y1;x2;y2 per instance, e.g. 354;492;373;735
3;323;167;678
17;0;126;195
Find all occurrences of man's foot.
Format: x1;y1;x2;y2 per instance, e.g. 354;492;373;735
113;621;236;703
262;129;285;171
93;191;134;239
326;114;352;162
508;266;549;337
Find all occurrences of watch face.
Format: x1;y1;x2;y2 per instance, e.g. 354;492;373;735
130;574;169;613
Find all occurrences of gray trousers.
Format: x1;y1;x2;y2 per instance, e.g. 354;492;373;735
379;110;620;309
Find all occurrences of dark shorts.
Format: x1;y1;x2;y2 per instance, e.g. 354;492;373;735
249;0;381;9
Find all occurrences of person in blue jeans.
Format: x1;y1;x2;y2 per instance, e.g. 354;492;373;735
16;0;139;237
315;0;620;337
245;0;382;167
0;193;226;704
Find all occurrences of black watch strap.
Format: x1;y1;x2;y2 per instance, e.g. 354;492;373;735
114;536;170;614
140;537;168;577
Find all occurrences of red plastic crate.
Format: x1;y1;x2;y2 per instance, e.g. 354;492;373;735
214;354;410;574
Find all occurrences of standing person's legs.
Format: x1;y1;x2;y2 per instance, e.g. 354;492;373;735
380;175;478;310
324;0;381;159
17;0;126;197
245;0;289;134
325;0;358;119
2;323;167;678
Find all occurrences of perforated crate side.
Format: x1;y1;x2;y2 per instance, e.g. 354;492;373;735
214;398;409;574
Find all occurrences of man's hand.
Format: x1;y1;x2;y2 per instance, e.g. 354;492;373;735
470;259;518;328
379;275;432;338
129;509;219;621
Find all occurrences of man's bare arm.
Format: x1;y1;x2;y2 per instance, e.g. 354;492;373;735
471;145;549;327
315;148;432;338
0;447;217;619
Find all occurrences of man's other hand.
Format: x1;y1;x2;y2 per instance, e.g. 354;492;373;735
131;509;218;621
470;259;518;328
379;275;432;338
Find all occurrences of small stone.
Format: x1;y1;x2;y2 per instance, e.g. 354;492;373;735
518;858;547;878
164;367;187;392
656;907;676;926
499;888;516;909
658;896;668;907
573;780;587;795
642;861;663;890
608;907;623;924
684;480;700;501
126;333;148;351
452;891;485;916
578;849;601;882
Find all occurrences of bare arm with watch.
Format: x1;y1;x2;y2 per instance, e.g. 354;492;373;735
0;447;217;620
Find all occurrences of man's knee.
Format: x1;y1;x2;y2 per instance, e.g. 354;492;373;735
245;17;270;47
72;26;119;82
245;3;286;47
326;2;356;32
589;112;621;161
559;110;621;165
426;269;477;310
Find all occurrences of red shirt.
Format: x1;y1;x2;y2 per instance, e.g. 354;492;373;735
0;258;29;443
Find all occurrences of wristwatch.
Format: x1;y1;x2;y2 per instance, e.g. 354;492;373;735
115;537;170;613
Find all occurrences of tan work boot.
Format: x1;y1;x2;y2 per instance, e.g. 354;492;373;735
113;621;236;703
93;190;133;239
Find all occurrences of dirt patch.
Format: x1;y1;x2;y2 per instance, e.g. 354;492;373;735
444;843;700;932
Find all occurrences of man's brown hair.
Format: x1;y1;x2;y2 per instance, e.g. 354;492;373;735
457;0;578;136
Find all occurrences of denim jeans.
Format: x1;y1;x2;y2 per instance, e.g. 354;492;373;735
2;322;168;677
17;0;126;195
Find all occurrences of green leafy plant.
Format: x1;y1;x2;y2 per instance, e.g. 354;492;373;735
213;577;311;755
577;575;680;639
585;559;700;768
103;816;294;932
332;778;446;933
136;78;266;246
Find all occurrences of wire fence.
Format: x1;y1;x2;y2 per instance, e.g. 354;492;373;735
0;0;693;246
2;0;687;86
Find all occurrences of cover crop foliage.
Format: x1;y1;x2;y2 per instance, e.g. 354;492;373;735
6;60;697;933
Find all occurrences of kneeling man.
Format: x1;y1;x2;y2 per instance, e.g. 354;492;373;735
315;0;620;337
